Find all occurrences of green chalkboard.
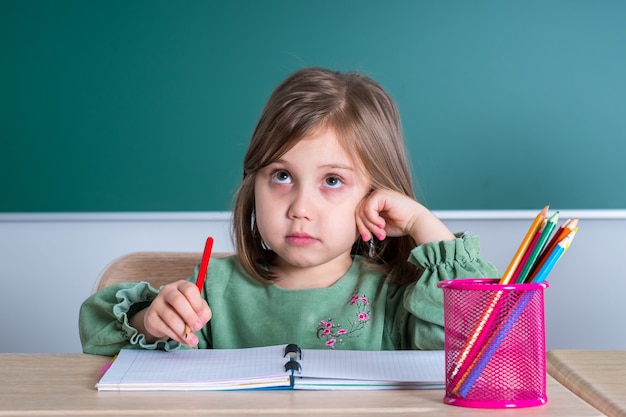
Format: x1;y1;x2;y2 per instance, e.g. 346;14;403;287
2;1;625;211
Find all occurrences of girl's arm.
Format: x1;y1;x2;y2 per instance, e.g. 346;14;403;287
357;189;501;349
79;280;211;356
79;282;169;356
391;234;501;350
356;188;455;245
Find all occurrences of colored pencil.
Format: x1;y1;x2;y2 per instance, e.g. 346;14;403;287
538;218;571;263
516;211;559;283
499;205;549;285
184;236;214;338
195;236;214;292
448;205;550;392
509;218;545;284
447;206;549;390
529;218;577;281
457;229;578;396
532;230;577;283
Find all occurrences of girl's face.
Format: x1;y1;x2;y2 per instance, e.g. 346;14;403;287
254;127;371;286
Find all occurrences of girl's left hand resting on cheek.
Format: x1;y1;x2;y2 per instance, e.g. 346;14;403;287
356;189;456;246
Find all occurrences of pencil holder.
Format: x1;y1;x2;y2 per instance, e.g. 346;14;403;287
438;278;549;408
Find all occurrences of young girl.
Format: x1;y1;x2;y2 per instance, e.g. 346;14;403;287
79;67;499;356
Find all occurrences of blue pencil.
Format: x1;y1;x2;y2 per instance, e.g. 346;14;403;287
532;230;577;283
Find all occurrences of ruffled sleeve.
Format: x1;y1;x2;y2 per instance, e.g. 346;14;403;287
79;281;183;356
395;233;500;350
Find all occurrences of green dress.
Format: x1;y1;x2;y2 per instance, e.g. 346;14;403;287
79;234;499;356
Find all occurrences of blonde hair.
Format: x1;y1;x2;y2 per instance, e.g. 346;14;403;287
233;67;420;285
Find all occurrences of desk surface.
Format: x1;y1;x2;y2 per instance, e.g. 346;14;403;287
0;353;604;417
548;350;626;417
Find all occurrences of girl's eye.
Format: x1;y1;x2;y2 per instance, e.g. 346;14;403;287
324;176;344;189
271;170;291;184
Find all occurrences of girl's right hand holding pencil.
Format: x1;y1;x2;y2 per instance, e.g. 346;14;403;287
129;280;212;347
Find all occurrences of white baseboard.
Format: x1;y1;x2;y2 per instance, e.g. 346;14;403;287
1;210;625;353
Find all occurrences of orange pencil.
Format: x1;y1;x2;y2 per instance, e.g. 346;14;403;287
499;205;549;284
510;218;546;283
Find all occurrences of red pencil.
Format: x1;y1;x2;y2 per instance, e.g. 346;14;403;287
195;237;214;292
184;236;214;338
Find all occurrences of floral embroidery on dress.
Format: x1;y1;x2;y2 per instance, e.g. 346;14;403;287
316;293;371;348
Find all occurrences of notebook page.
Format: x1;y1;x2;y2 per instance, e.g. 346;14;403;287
300;349;445;383
98;345;288;388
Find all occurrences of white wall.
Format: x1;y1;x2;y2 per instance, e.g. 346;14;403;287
1;211;624;353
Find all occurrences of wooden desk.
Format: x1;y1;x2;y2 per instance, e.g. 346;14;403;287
548;350;626;417
0;353;604;417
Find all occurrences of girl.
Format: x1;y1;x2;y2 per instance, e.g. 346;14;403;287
79;67;498;356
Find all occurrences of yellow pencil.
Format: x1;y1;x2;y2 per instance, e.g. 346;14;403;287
499;205;549;284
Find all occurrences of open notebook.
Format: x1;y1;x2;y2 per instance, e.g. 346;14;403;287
96;344;445;391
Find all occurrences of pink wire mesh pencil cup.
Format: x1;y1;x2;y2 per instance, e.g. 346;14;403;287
437;278;549;408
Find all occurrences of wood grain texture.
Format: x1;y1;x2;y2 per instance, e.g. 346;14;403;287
0;354;604;416
548;350;626;417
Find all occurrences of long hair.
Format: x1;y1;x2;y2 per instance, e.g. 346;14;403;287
233;67;421;285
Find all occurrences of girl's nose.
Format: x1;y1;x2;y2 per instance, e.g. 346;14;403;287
287;187;313;220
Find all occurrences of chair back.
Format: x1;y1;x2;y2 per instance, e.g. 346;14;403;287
95;251;230;292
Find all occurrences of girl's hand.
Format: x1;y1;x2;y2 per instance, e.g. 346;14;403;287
356;189;455;245
130;280;212;347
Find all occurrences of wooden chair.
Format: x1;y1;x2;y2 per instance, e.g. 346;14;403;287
94;251;231;292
